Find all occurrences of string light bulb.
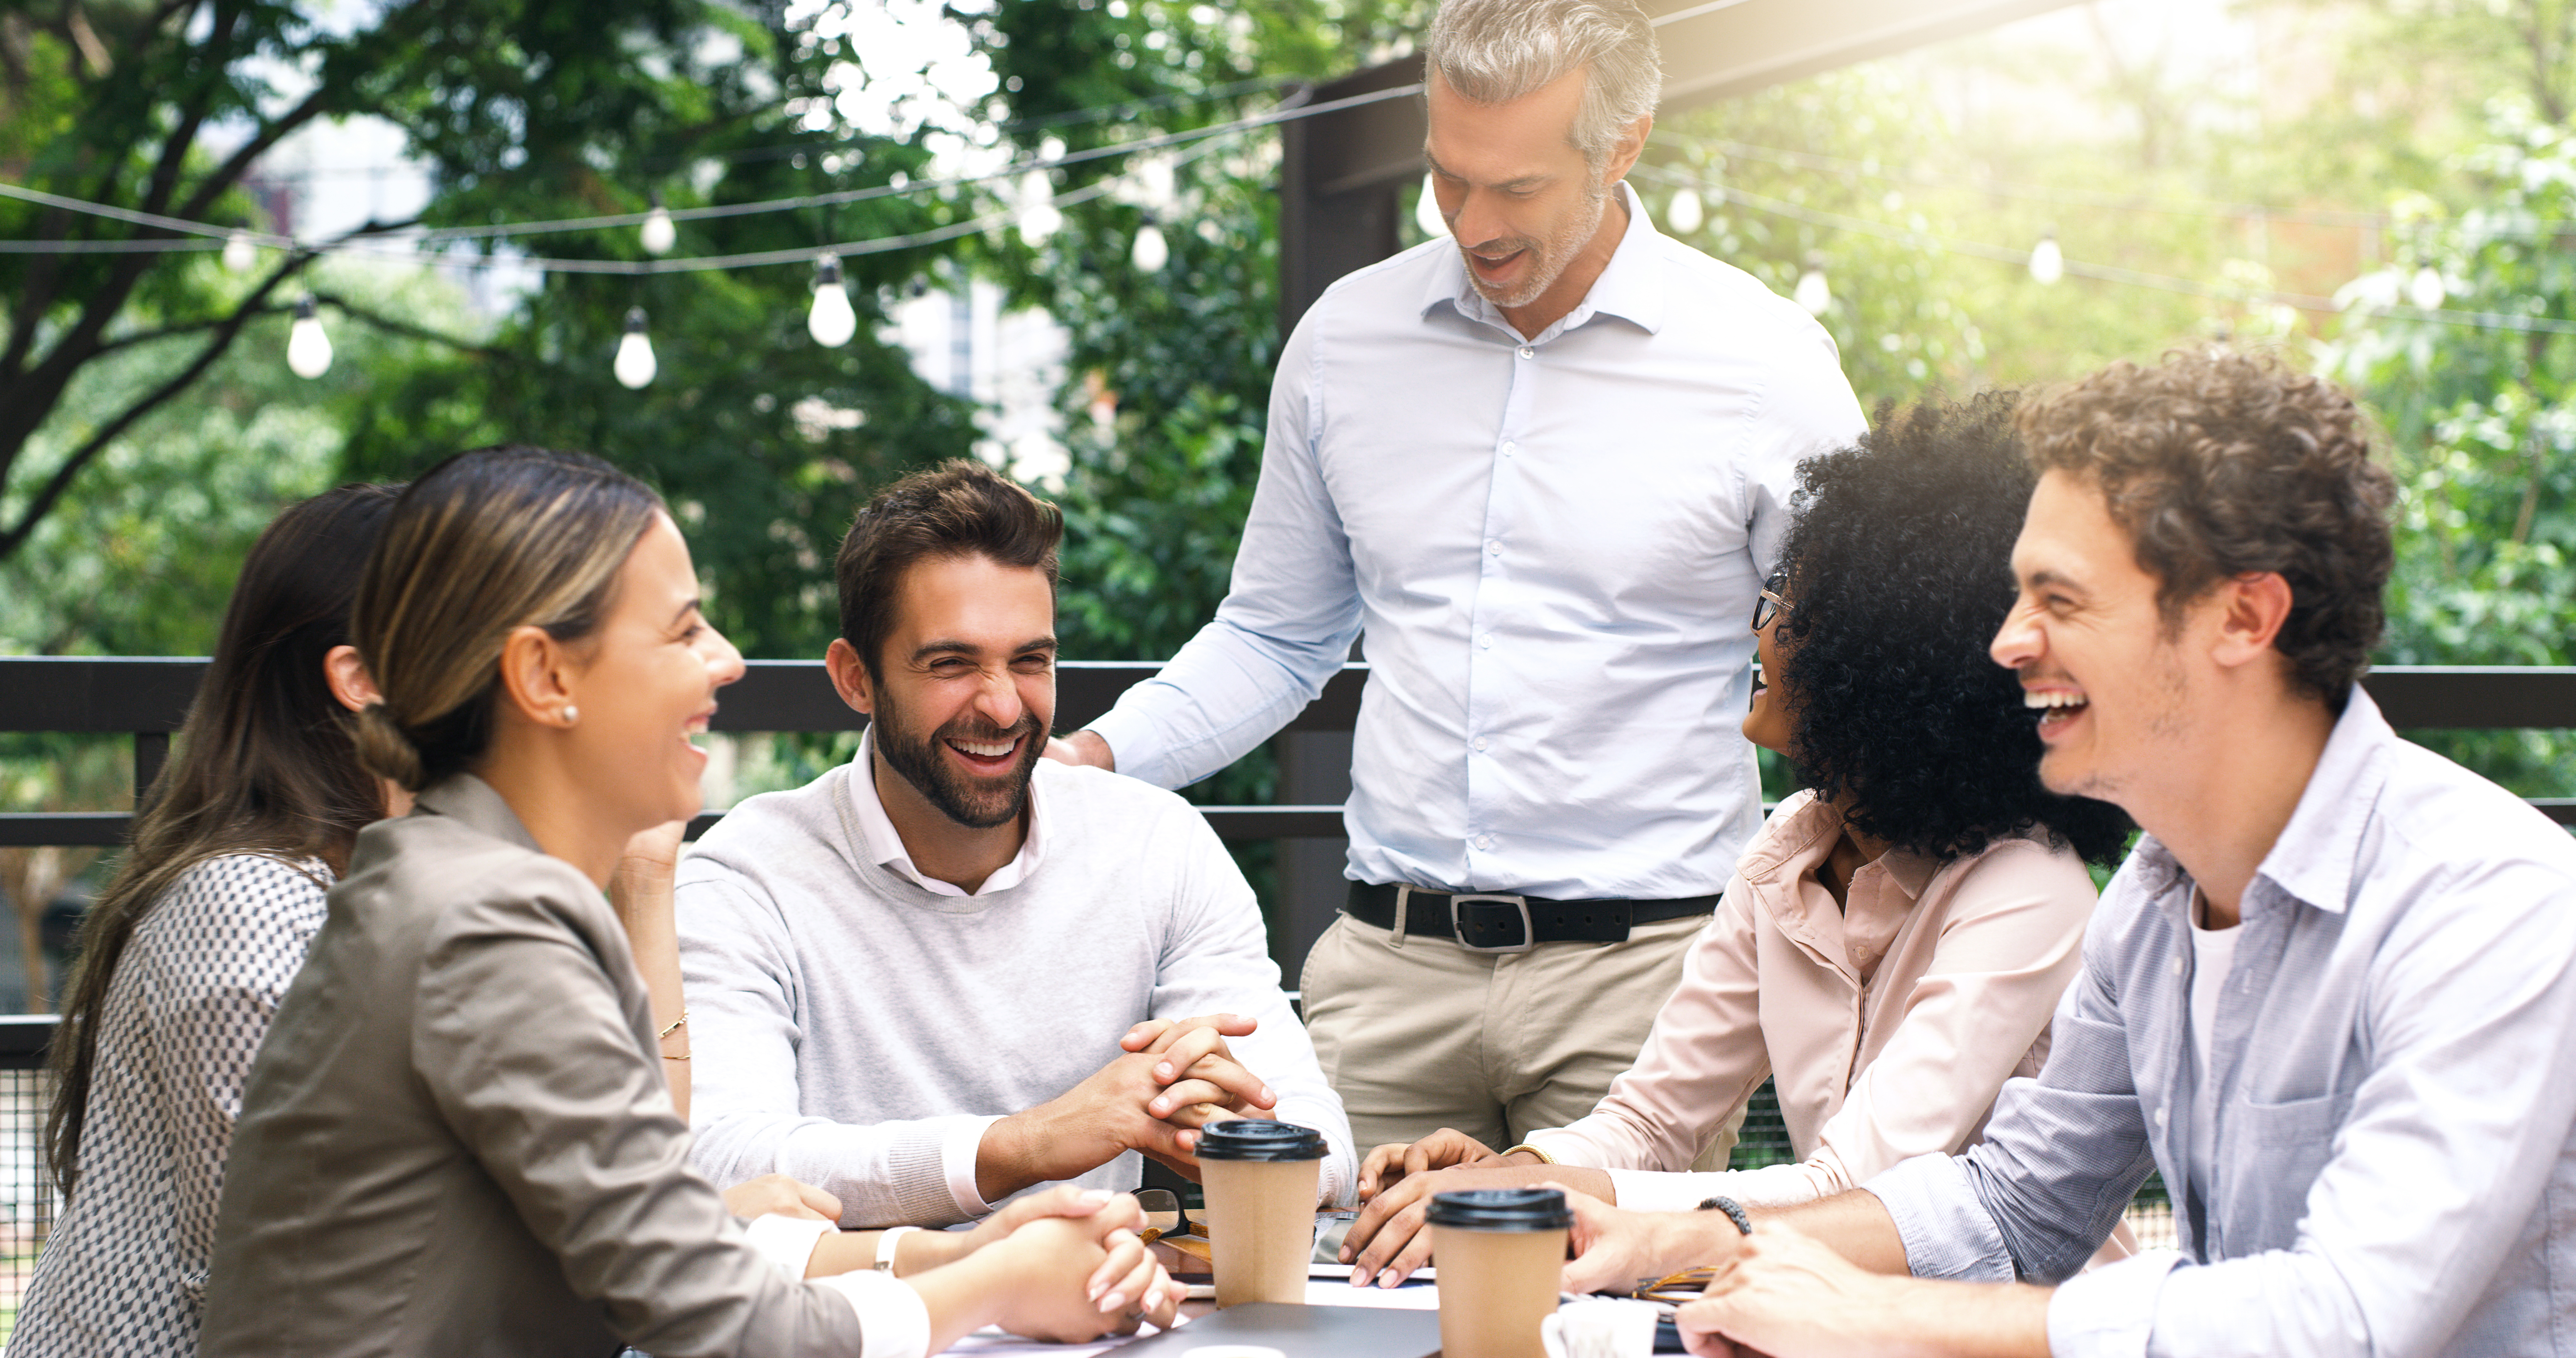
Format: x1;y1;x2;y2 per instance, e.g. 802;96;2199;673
808;256;857;348
614;306;658;389
222;230;257;274
285;295;333;378
1132;215;1169;273
1667;189;1704;235
2408;265;2446;310
640;194;675;256
2028;232;2064;285
1793;254;1831;317
1415;171;1447;238
1018;171;1062;246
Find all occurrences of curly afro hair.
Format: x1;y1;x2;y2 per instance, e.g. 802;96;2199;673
1775;392;2133;866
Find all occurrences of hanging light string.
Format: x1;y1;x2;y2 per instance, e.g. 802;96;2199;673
214;75;1310;181
1628;162;2576;337
0;80;1412;262
1649;131;2420;230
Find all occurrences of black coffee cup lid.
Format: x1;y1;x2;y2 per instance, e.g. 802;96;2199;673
1194;1119;1329;1162
1426;1186;1574;1231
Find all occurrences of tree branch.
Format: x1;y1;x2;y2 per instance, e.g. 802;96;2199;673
88;308;289;358
306;291;501;357
174;85;332;224
0;258;312;563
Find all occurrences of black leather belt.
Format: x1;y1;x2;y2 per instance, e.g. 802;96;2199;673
1343;882;1719;954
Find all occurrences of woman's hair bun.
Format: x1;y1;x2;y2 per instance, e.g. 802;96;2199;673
351;702;426;792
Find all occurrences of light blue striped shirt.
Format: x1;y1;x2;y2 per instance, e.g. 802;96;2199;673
1867;688;2576;1357
1086;183;1865;898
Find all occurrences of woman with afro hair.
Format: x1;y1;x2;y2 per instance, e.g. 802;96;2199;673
1341;392;2136;1283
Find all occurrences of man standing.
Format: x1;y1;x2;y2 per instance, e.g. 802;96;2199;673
1051;0;1865;1154
1557;351;2576;1358
677;462;1354;1228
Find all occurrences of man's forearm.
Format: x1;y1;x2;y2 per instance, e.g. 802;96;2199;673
1764;1187;1915;1275
975;1112;1045;1205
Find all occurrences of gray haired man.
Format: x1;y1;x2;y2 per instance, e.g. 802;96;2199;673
1051;0;1863;1166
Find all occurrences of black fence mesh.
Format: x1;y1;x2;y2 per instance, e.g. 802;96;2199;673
0;1064;51;1348
1728;1077;2176;1251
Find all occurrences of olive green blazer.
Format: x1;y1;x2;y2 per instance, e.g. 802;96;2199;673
201;775;869;1357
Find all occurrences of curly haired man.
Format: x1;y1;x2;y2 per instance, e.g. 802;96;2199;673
1558;349;2576;1358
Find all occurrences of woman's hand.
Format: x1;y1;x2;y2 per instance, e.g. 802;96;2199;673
721;1173;841;1223
609;820;687;919
956;1184;1130;1255
1555;1182;1744;1297
979;1213;1180;1341
1356;1127;1499;1200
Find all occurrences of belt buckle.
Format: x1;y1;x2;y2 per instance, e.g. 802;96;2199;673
1450;893;1533;954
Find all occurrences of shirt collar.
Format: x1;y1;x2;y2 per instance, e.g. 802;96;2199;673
1737;790;1939;915
415;773;543;854
1417;179;1669;337
841;727;1047;898
2248;686;2396;916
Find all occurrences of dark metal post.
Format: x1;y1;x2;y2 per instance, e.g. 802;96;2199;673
134;731;169;803
1277;60;1429;337
1272;730;1355;982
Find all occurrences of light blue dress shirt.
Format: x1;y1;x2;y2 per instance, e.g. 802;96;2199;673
1086;183;1865;899
1866;688;2576;1358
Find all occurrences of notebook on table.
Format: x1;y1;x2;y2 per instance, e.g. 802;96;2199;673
1103;1302;1440;1358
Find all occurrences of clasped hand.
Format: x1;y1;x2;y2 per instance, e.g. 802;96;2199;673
1340;1129;1615;1285
980;1013;1279;1200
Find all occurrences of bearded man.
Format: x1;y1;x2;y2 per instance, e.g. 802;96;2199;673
676;461;1354;1227
1050;0;1865;1157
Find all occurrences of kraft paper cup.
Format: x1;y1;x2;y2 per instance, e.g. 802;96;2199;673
1428;1187;1572;1358
1195;1119;1327;1307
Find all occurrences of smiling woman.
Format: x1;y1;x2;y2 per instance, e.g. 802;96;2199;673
195;447;1174;1358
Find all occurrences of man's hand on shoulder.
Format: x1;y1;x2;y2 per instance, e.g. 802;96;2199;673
1043;730;1117;771
977;1019;1278;1200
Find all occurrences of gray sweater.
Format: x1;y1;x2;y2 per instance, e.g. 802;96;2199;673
676;756;1354;1227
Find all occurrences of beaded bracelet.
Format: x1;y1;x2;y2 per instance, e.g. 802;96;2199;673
1696;1194;1753;1236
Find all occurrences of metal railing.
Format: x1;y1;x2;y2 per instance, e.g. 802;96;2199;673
9;657;2576;852
25;653;2518;1305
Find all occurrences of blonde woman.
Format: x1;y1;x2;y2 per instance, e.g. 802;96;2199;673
200;446;1173;1358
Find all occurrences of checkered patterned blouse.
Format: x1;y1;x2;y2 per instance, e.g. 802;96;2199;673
12;854;331;1358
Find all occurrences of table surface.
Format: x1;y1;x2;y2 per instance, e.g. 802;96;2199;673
940;1278;1441;1356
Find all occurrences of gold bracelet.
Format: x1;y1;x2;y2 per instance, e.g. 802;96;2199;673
1501;1142;1557;1165
658;1009;689;1039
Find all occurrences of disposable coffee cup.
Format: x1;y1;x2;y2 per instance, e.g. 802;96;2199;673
1195;1119;1327;1307
1428;1187;1572;1358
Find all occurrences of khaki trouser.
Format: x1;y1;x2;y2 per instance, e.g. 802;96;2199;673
1300;908;1738;1167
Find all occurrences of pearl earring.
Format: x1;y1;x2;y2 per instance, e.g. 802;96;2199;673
562;705;580;726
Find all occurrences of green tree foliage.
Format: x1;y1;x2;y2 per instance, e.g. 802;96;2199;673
2325;104;2576;791
976;0;1427;674
0;0;982;660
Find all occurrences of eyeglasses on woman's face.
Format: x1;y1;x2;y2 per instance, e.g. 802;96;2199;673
1752;570;1794;633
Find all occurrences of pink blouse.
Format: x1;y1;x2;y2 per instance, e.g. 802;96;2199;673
1524;789;2099;1212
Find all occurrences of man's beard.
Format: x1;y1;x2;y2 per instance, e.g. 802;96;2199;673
874;697;1047;830
1457;181;1609;310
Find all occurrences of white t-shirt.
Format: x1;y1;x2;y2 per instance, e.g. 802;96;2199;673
2189;892;2242;1078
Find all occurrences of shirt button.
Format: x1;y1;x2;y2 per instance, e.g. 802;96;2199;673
1478;632;1493;649
1518;345;1535;359
1472;736;1490;752
1486;539;1502;555
1502;441;1518;457
1475;835;1494;851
